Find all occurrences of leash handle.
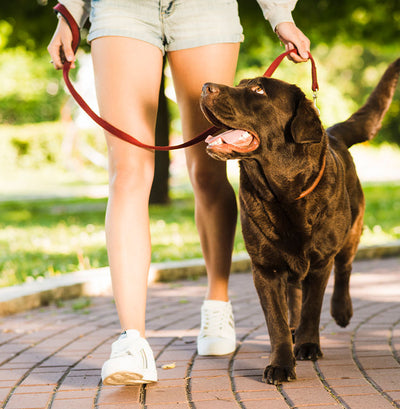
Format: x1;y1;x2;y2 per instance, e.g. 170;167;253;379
53;3;219;151
263;49;319;92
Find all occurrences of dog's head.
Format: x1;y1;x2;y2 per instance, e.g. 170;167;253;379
200;77;324;161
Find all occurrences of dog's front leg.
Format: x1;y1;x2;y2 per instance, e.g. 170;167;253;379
253;269;296;385
294;265;332;361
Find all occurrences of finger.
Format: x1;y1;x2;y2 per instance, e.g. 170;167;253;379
284;42;296;63
62;40;76;65
48;42;64;70
290;51;307;63
285;42;309;64
296;42;310;61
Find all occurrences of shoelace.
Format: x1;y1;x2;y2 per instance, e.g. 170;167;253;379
111;339;149;369
201;307;234;337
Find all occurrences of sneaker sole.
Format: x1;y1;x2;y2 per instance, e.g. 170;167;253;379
103;370;157;385
101;355;158;385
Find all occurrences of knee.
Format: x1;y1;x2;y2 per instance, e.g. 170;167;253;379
188;162;226;195
108;156;154;197
188;162;237;210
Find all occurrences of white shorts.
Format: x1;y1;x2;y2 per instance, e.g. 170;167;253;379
88;0;244;54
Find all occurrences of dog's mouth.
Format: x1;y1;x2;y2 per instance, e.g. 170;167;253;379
201;105;260;154
205;129;259;153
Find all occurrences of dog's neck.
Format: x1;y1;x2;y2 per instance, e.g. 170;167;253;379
295;153;326;200
240;142;327;204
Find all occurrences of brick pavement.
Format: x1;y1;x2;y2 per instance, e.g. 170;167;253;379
0;257;399;409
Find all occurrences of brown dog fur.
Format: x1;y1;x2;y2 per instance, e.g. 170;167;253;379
200;58;400;384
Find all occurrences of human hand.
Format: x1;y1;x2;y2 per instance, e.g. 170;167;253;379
275;22;310;63
47;16;76;70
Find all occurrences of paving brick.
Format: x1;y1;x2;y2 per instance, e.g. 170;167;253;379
283;386;339;406
14;384;55;394
146;378;187;389
6;392;50;408
0;369;27;381
97;386;140;404
364;368;400;391
194;399;237;409
145;386;187;404
51;398;95;409
233;358;265;371
192;357;230;370
233;375;270;391
191;389;234;401
190;375;231;392
156;365;188;380
190;369;229;378
238;389;283;401
357;356;400;369
53;389;97;399
20;371;64;386
317;364;364;380
331;384;380;396
298;403;343;409
0;380;17;388
341;394;396;409
145;404;189;409
240;399;291;409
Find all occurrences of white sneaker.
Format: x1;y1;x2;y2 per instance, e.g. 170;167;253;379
197;300;236;356
101;330;158;385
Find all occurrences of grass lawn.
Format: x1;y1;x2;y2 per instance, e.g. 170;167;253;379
0;182;399;288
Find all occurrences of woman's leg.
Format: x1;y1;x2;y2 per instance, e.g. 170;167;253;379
91;37;163;336
168;43;240;302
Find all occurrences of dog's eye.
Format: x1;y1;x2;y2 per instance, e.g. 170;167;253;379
251;85;265;95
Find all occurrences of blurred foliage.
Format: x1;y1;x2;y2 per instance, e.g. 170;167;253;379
0;40;66;124
0;121;108;196
0;0;62;50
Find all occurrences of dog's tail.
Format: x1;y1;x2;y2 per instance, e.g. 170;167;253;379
327;58;400;148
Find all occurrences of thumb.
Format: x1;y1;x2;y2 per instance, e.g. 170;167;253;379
63;41;75;63
298;48;309;60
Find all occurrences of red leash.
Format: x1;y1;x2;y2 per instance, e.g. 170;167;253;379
263;49;319;92
53;3;319;151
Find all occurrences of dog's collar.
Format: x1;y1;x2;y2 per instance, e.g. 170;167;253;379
295;154;326;200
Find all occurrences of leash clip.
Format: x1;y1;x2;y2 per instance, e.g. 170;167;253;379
313;91;320;115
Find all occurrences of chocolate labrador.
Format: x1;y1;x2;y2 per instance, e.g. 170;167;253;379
200;59;400;384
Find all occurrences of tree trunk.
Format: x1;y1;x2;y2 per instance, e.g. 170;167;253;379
150;59;170;204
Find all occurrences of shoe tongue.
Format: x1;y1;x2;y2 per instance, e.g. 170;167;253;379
203;300;231;310
120;329;141;340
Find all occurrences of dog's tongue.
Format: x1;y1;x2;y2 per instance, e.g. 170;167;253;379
205;129;252;147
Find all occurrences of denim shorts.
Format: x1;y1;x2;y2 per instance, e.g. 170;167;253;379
87;0;244;54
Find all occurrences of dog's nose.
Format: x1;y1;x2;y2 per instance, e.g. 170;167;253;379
202;83;219;96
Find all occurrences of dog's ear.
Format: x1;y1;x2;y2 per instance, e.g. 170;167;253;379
291;97;323;144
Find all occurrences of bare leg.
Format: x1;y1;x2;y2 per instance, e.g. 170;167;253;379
91;37;163;336
168;43;240;301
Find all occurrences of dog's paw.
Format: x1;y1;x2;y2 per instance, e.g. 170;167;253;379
331;297;353;328
294;343;323;361
263;365;296;385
